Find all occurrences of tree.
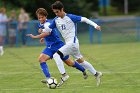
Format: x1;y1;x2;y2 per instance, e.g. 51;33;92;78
2;0;98;19
111;0;140;13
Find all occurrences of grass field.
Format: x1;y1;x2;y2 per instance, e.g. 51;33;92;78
0;42;140;93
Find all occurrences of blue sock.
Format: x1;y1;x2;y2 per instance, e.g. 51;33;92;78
73;62;85;72
40;62;51;78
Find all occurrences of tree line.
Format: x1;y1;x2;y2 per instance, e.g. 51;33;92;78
0;0;140;19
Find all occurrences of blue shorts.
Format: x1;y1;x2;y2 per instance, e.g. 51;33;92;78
42;41;69;61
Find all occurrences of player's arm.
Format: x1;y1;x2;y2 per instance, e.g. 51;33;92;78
69;14;101;31
42;18;56;33
26;32;50;39
38;24;53;33
81;17;101;31
40;38;44;44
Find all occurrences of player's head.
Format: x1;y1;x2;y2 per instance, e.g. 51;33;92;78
36;8;48;24
0;7;6;14
51;1;65;17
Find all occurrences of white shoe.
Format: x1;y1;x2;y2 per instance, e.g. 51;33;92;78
41;79;48;84
41;77;57;84
0;49;4;56
95;72;102;86
57;74;69;87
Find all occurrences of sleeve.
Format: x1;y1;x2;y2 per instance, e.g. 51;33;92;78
49;18;56;29
41;22;51;33
38;23;43;29
67;14;82;23
42;18;56;33
81;17;98;28
42;27;52;33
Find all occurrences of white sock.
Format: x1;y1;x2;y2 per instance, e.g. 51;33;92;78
80;61;97;75
0;46;4;55
53;53;66;75
0;46;3;51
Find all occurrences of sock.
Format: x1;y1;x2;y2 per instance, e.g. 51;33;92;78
80;61;97;75
40;62;51;78
0;46;3;51
73;62;85;72
0;46;4;55
53;53;66;75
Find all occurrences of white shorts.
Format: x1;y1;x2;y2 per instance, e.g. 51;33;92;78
59;42;83;60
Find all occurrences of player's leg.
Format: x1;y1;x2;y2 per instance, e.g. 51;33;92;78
77;58;102;86
41;47;69;84
53;53;69;87
40;43;69;86
0;36;4;56
77;58;97;75
72;43;102;86
53;50;86;73
54;44;86;73
39;53;51;79
53;53;67;76
53;52;87;87
53;53;69;80
72;42;98;75
39;47;56;84
63;57;88;79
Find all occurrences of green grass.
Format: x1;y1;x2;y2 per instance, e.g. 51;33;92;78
0;42;140;93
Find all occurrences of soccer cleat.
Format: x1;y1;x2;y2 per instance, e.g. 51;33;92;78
57;74;69;87
41;79;49;84
83;71;88;79
95;71;103;86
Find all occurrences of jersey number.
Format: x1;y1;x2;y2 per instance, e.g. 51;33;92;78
61;24;66;30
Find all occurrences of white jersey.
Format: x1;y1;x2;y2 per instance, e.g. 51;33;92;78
50;14;81;44
44;13;98;44
42;13;99;59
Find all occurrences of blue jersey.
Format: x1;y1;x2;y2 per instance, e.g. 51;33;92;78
38;20;68;60
38;20;62;47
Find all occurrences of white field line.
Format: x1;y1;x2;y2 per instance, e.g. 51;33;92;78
1;88;47;91
0;71;140;75
1;84;140;91
1;86;89;91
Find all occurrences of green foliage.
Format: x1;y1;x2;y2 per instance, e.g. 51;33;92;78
111;0;140;13
0;0;98;19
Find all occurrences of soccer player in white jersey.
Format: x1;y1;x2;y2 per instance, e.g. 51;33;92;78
27;8;88;87
42;1;103;86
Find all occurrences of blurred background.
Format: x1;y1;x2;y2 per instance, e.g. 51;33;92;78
0;0;140;47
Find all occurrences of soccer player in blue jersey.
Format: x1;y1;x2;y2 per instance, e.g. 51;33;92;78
41;1;103;86
26;8;87;87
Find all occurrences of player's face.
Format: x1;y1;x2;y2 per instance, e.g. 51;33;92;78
37;15;46;24
52;9;64;17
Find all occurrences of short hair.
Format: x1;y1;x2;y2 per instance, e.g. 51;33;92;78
36;8;48;17
0;7;6;13
51;1;64;10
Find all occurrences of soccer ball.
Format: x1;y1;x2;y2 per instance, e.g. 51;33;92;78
47;77;58;89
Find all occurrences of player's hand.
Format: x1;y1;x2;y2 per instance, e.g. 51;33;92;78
38;28;43;33
26;34;35;38
96;26;101;31
40;38;44;44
